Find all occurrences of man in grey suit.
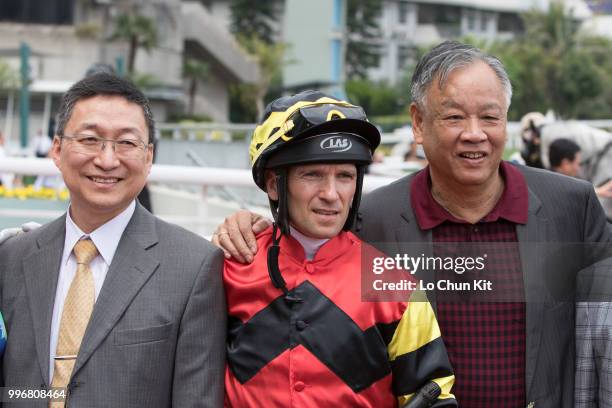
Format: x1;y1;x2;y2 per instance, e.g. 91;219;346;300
0;73;225;407
213;41;611;407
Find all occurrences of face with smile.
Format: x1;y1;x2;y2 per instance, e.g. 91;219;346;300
411;61;508;191
51;95;153;232
266;163;357;239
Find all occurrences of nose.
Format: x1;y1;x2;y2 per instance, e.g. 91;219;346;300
319;177;340;201
461;117;487;143
93;141;120;169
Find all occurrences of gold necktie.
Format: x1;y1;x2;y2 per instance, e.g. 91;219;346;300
50;239;98;406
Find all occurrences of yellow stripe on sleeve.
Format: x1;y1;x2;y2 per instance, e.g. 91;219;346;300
388;289;441;360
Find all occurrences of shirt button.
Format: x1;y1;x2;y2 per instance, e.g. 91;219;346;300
305;263;314;273
294;381;305;392
473;226;479;233
296;320;309;331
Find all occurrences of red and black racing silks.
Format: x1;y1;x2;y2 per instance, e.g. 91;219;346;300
223;227;456;407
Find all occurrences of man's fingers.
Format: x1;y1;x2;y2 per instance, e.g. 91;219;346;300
211;232;232;259
237;211;259;253
213;210;273;264
252;216;272;237
227;214;255;263
216;229;247;263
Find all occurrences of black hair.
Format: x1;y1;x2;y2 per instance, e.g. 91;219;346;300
549;138;581;169
56;73;155;143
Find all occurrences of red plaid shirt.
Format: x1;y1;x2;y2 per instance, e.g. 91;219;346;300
411;162;529;407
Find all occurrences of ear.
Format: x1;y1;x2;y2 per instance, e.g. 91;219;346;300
265;170;279;201
559;158;572;171
145;143;154;174
410;102;424;144
50;136;63;169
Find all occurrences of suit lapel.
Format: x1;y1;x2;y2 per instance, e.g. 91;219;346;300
396;174;433;256
517;186;548;398
72;204;160;376
22;216;67;386
397;192;436;307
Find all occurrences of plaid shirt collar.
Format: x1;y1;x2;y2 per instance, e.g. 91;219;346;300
410;161;529;230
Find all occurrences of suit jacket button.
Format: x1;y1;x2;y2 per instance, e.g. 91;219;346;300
294;381;305;392
296;320;308;331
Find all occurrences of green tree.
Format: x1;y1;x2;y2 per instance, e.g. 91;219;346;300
230;0;280;45
110;13;158;74
183;58;210;116
346;79;403;116
229;0;285;121
237;37;289;120
346;0;383;79
0;60;19;90
127;72;161;90
506;2;610;118
571;35;612;118
446;4;612;120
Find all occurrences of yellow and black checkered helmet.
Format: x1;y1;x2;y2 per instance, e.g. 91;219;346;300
250;90;381;190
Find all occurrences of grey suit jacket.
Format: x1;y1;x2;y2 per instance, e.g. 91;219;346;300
356;163;611;408
0;203;226;407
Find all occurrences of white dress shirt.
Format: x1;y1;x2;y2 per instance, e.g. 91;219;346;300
49;201;136;381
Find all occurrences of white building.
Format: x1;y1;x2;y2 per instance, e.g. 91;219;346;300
370;0;592;84
0;0;259;149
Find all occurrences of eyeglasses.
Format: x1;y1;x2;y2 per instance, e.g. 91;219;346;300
59;134;150;158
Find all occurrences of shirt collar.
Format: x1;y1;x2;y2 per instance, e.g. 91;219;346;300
411;161;528;230
289;226;329;261
63;201;136;266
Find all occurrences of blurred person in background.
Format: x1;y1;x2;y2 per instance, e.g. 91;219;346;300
520;112;612;220
32;128;52;158
550;138;612;200
32;128;63;191
549;138;582;178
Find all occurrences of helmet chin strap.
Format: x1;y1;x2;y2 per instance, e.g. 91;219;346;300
343;165;366;231
268;169;290;235
267;168;302;302
267;223;303;303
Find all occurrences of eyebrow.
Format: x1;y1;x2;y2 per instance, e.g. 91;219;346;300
74;123;143;137
439;100;503;111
